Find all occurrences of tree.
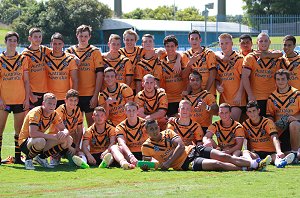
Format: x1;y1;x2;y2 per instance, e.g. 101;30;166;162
243;0;300;15
12;0;112;44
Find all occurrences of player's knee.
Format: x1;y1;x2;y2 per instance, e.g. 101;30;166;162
289;121;300;133
33;138;46;150
211;161;224;170
61;136;73;149
219;152;232;162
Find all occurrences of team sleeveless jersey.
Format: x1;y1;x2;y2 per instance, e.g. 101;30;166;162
45;52;77;100
207;120;245;149
18;106;62;145
22;45;51;93
135;54;163;82
242;52;280;100
66;45;103;96
183;90;216;128
134;89;168;115
83;122;116;154
141;129;193;170
98;83;134;126
49;104;83;134
267;86;300;130
160;56;186;103
279;53;300;90
116;117;147;152
216;51;246;106
102;54;133;86
167;118;204;146
0;52;28;104
182;47;216;95
242;117;277;152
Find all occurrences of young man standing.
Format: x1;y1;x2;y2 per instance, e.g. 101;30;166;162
238;34;253;57
66;25;104;127
98;67;134;126
267;69;300;163
46;33;78;107
0;32;30;164
203;103;245;157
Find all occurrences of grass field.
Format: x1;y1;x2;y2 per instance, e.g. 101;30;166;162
1;114;300;197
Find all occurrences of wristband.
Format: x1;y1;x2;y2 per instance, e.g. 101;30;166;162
128;154;134;158
206;105;211;111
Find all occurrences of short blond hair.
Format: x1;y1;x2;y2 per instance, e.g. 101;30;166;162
218;33;232;41
43;93;56;102
257;32;270;41
123;29;139;41
179;100;192;108
109;34;121;43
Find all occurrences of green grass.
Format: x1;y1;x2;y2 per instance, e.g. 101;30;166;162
1;114;300;197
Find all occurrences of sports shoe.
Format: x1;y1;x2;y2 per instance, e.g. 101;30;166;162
14;157;25;165
276;153;296;168
34;155;54;168
99;153;112;168
257;155;271;171
1;156;15;164
50;155;61;166
72;155;89;169
25;159;35;170
121;162;135;170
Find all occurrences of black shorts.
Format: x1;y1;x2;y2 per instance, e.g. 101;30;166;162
56;100;65;108
167;102;179;117
201;127;208;134
4;104;24;113
30;92;45;109
257;100;267;117
91;152;119;167
253;151;275;159
181;145;213;171
279;128;292;152
20;138;30;156
78;96;94;113
132;152;143;160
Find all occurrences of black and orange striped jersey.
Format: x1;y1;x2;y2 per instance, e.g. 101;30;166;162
66;45;103;96
243;52;280;100
0;52;28;105
22;45;51;93
183;90;216;128
83;122;116;154
98;83;134;126
216;51;246;106
119;46;144;67
141;129;193;170
134;89;168;115
135;55;163;82
102;54;133;86
242;117;277;152
207;120;244;149
182;47;216;95
18;106;63;145
267;86;300;128
116;117;147;152
279;53;300;90
49;104;83;135
167;118;204;146
160;56;186;103
45;52;77;100
238;49;255;58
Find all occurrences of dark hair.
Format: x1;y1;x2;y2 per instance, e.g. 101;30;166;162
51;32;64;42
246;100;259;110
66;89;79;99
76;24;92;36
29;28;42;37
125;101;139;110
5;31;19;43
275;69;290;80
104;67;117;76
219;103;231;112
94;106;106;114
145;119;158;130
283;35;296;45
163;35;178;46
188;30;201;39
189;70;202;81
239;34;252;42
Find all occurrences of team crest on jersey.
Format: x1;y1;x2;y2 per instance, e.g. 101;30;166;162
162;67;167;72
62;61;69;67
73;117;78;123
47;62;52;67
154;145;160;151
293;62;300;67
63;120;68;127
271;60;276;68
91;137;97;145
138;129;142;135
31;56;36;61
105;136;109;142
119;63;124;68
118;93;123;100
289;97;295;104
216;64;220;70
16;60;22;67
85;52;91;57
230;133;235;138
246;129;251;136
260;129;266;136
216;131;221;138
273;99;278;106
2;63;7;69
201;57;206;62
256;58;261;65
136;54;141;61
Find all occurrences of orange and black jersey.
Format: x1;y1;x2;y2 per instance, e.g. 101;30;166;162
102;54;133;85
183;90;216;128
49;104;83;134
135;55;162;81
279;53;300;90
242;117;277;152
98;83;134;126
22;45;50;93
243;52;280;100
119;46;144;67
182;47;216;94
66;45;103;96
216;51;246;106
0;52;28;104
134;89;168;115
207;120;245;149
167;118;204;146
267;86;300;123
18;106;62;145
116;117;147;152
83;122;116;154
141;129;193;170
